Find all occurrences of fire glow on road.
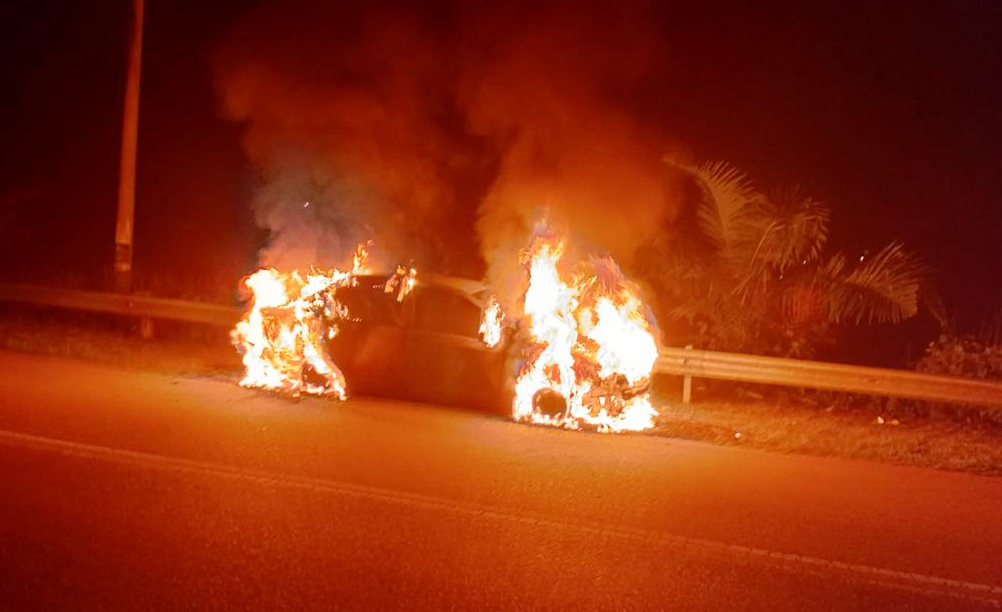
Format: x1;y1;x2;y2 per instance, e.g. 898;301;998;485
0;427;998;608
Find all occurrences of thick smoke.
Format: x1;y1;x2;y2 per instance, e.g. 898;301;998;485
215;1;471;272
214;0;676;307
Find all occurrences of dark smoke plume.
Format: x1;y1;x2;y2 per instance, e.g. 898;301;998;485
214;0;677;308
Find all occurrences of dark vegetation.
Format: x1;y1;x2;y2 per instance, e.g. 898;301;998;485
638;160;939;360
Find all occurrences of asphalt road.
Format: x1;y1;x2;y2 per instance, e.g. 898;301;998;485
0;350;1000;611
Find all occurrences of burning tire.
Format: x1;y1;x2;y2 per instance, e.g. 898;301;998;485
532;388;567;419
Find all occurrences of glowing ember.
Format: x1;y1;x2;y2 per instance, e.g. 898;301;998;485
232;267;352;399
479;295;505;348
512;230;659;432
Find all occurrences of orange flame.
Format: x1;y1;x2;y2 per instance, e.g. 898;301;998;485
512;230;659;432
352;240;373;275
479;295;505;348
384;264;417;302
232;266;354;399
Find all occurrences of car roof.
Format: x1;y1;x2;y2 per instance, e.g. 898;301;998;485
421;274;489;298
350;273;489;301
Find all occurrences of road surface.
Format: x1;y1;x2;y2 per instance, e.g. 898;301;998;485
0;350;1000;610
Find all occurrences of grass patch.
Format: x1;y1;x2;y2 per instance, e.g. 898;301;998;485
651;379;1002;476
0;305;240;376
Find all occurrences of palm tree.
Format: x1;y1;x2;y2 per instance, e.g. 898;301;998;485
640;159;933;357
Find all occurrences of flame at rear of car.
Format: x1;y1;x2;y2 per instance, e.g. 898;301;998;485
231;243;377;398
231;267;352;399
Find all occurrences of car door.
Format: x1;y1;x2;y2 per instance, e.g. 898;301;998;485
404;285;507;410
327;277;411;399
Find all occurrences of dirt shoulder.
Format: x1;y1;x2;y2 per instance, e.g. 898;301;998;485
2;307;1000;477
651;380;1002;477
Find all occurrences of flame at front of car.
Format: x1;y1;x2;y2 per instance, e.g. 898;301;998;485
513;232;659;432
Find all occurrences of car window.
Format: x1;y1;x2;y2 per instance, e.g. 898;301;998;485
413;287;481;338
335;280;404;326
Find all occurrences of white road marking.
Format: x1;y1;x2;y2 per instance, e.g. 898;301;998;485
1;428;999;607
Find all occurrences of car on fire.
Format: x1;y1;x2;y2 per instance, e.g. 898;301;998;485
324;270;655;429
235;257;659;430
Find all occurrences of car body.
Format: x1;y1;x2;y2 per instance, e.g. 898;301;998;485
326;274;516;414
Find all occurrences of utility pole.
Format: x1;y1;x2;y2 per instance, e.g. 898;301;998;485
114;0;145;293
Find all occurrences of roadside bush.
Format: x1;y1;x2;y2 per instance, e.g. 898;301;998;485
916;335;1002;381
905;335;1002;424
791;336;1002;425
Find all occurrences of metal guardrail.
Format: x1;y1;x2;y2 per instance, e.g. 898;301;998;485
2;282;1001;409
0;283;241;326
657;347;1002;409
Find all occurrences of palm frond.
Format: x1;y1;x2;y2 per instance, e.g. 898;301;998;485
662;159;762;254
823;253;848;278
694;161;761;251
822;242;927;325
743;189;831;272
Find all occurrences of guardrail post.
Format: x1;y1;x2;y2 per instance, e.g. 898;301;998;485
682;344;693;404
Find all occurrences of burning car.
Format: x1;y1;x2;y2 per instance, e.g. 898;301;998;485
233;227;662;432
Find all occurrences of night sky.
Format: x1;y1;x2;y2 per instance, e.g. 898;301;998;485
1;0;999;337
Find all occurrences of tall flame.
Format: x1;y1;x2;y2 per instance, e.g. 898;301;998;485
512;230;659;432
232;246;368;398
